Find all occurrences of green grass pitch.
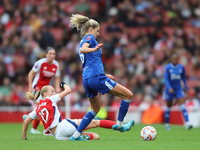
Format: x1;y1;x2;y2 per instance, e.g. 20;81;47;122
0;123;199;150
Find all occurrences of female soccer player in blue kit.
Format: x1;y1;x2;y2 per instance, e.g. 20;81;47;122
164;53;192;130
70;14;134;141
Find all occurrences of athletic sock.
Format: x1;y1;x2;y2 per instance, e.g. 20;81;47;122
87;133;94;140
180;104;189;123
100;120;116;129
165;107;171;125
33;119;40;129
117;99;131;127
73;110;97;138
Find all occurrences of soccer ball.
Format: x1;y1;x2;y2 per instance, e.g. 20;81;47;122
140;126;157;141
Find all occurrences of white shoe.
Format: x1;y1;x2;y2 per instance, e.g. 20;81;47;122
30;128;41;134
186;125;193;130
22;114;28;121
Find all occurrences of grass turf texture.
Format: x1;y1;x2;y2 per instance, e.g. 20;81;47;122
0;123;199;150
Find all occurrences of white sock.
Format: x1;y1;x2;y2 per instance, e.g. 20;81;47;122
73;131;81;138
117;120;122;127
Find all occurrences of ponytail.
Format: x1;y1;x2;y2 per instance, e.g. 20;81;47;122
25;90;41;102
25;85;50;102
70;14;99;38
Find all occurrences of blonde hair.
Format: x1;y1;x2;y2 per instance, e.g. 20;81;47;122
25;86;50;102
70;14;99;38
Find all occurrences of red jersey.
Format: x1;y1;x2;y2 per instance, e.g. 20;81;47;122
29;94;64;135
32;58;60;91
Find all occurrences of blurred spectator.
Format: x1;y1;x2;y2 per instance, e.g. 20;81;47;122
185;88;200;112
0;0;200;109
0;77;13;106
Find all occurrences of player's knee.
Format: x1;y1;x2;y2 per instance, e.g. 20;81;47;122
93;120;99;127
126;91;133;100
92;107;100;113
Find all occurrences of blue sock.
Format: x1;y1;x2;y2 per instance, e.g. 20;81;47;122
180;104;189;123
118;99;131;122
165;107;171;124
76;110;97;133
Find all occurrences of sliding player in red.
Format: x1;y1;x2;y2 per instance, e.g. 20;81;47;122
22;82;135;140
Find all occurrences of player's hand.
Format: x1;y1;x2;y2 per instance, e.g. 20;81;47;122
105;74;116;81
169;88;174;94
59;81;66;89
94;43;103;51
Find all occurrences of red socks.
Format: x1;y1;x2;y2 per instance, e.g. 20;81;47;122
33;119;40;129
100;120;116;129
87;134;94;140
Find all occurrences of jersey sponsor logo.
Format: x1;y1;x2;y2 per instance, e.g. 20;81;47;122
170;73;181;80
35;65;38;69
43;70;55;77
86;36;91;41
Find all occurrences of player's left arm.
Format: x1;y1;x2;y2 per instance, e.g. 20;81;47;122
181;66;189;90
105;74;116;81
22;116;33;140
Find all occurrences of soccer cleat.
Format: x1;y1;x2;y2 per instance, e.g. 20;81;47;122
186;125;193;130
70;135;88;141
22;114;28;121
122;120;135;132
30;128;41;134
112;120;135;132
112;124;121;131
82;135;90;140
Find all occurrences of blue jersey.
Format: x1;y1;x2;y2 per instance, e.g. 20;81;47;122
164;63;188;91
79;34;105;79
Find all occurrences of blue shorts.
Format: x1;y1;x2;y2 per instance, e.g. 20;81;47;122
83;74;117;98
163;90;185;101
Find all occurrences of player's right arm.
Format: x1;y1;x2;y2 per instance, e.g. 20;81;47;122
164;66;173;93
22;116;33;140
81;43;103;53
28;69;37;92
22;108;37;140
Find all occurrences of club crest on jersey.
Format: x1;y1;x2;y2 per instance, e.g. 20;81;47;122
35;65;38;69
169;69;173;73
86;36;91;41
52;68;56;71
44;66;47;70
179;69;182;73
